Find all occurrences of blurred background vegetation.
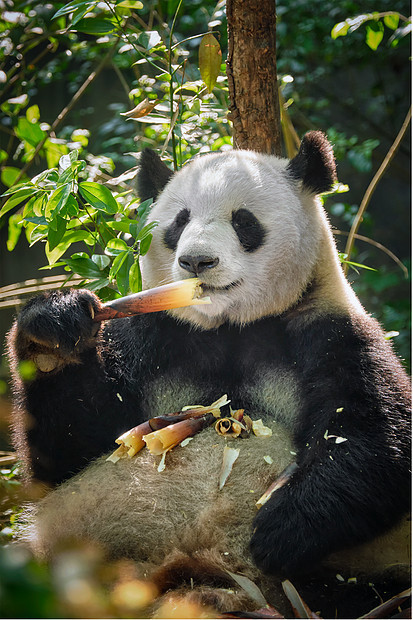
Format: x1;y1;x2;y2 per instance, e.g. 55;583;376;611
0;0;410;615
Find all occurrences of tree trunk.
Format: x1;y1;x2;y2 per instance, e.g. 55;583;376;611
226;0;282;156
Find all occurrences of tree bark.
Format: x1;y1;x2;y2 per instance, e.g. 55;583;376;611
226;0;282;156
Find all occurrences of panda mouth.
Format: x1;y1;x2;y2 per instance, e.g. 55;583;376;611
201;280;242;293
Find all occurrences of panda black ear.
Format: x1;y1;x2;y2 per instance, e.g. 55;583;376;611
287;131;337;194
137;149;174;201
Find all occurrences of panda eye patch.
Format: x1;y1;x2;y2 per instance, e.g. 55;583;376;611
231;208;266;252
164;208;190;251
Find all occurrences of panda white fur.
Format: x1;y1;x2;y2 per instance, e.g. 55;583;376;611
8;132;411;617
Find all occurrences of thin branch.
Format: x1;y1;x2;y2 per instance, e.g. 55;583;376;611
9;39;120;188
343;105;411;275
334;230;409;278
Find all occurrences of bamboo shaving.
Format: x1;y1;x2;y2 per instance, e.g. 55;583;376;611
219;446;240;490
252;419;272;437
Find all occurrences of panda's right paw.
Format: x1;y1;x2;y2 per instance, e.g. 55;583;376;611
14;289;102;372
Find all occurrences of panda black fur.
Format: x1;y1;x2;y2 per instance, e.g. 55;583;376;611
7;132;411;614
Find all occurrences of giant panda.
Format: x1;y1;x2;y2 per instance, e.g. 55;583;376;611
7;132;411;617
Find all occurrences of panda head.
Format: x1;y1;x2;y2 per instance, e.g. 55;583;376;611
138;132;337;329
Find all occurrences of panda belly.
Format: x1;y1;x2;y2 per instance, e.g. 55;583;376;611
21;423;295;565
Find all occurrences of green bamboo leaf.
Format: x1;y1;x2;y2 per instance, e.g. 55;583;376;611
0;187;39;218
84;278;111;292
116;252;134;296
109;249;130;278
117;0;144;9
15;117;46;147
139;234;152;256
74;18;117;34
53;1;96;19
136;221;158;241
199;33;222;93
1;167;26;188
64;256;105;278
91;254;111;270
45;230;95;264
79;182;118;214
106;219;132;233
129;260;142;293
7;214;23;252
45;184;72;227
105;238;129;255
47;216;68;251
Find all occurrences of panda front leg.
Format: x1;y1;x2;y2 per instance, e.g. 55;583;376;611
250;313;411;576
7;288;118;485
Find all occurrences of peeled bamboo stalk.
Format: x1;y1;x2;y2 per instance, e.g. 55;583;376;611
95;278;210;321
143;414;215;455
256;462;299;508
107;395;230;463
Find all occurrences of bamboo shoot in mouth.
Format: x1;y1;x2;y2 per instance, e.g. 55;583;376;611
95;278;210;321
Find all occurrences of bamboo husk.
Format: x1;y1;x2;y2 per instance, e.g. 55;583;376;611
219;446;240;490
107;395;230;463
256;463;299;508
95;278;210;321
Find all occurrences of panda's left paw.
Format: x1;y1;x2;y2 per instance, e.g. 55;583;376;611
249;490;328;577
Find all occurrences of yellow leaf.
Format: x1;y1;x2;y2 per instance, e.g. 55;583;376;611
120;98;159;119
199;34;222;93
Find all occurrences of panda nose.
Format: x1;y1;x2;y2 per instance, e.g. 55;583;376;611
178;255;219;275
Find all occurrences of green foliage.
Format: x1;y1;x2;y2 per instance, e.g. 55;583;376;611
1;150;155;299
331;11;410;50
0;0;230;297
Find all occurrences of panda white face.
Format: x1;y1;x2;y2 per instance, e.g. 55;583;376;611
141;150;325;328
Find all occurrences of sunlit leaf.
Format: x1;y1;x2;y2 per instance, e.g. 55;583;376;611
117;0;144;9
331;21;349;39
199;33;222;93
53;1;97;19
79;182;118;214
7;214;23;251
15;117;46;147
116;251;134;295
120;98;159;119
383;13;400;30
45;230;95;264
59;150;79;171
45;184;72;226
1;167;25;188
139;233;152;256
366;22;384;50
129;260;142;292
105;237;129;255
26;105;40;123
138;30;161;50
0;187;39;218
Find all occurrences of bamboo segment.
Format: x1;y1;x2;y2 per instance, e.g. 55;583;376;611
255;462;299;508
95;278;210;321
143;414;215;455
107;395;230;463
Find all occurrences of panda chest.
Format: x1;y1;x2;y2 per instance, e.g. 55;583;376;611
143;322;303;431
